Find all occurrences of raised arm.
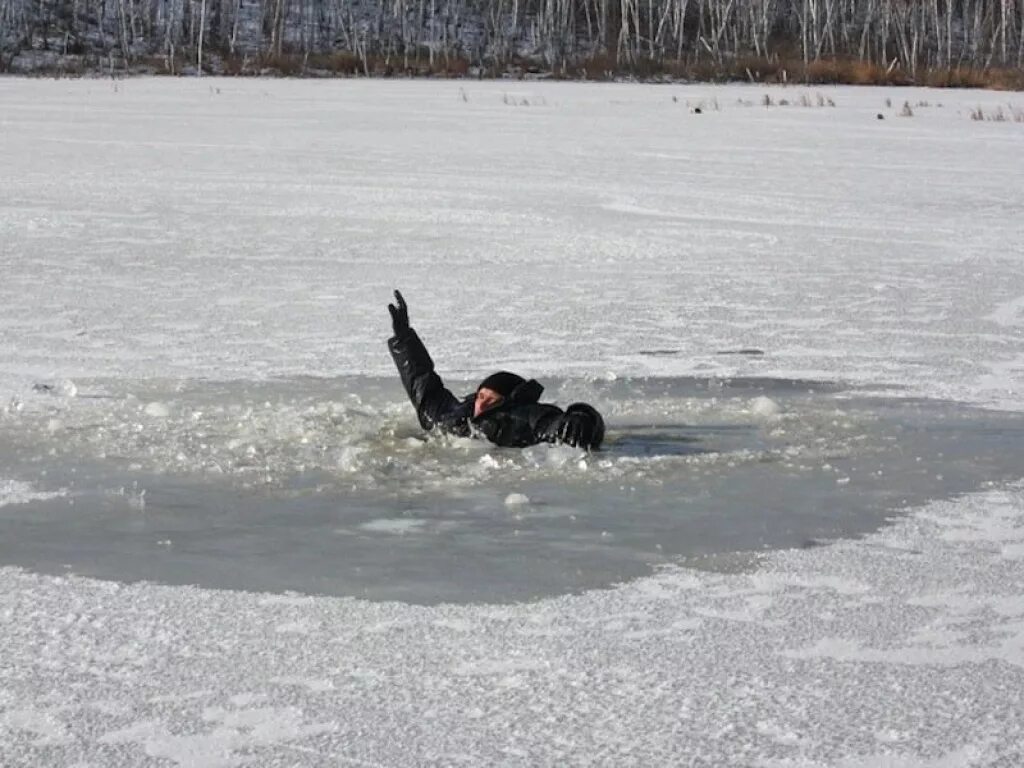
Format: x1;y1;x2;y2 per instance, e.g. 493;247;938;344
387;290;462;431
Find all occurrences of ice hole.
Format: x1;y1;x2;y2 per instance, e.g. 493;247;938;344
1;375;1022;604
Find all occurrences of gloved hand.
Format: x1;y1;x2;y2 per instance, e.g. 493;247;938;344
557;403;605;450
388;290;410;336
557;411;594;449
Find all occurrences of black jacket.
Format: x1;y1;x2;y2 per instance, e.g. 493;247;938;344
388;328;602;449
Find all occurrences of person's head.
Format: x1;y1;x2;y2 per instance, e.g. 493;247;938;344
474;371;525;418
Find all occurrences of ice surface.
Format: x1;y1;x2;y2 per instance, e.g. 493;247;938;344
2;486;1024;766
2;79;1024;765
1;80;1022;407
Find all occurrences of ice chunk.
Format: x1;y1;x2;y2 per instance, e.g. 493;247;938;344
336;446;366;472
749;396;781;419
143;402;171;418
359;518;428;534
1;479;65;507
31;380;77;397
504;493;530;506
479;454;502;469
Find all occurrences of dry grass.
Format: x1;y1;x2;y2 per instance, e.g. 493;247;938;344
213;50;477;78
757;90;835;108
570;53;618;81
970;104;1024;122
631;56;1023;91
922;67;1024;90
685;96;720;113
509;91;550;107
5;45;1024;91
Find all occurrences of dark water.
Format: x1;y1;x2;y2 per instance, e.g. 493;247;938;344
0;376;1021;604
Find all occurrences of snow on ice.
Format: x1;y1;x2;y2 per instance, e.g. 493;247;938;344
1;78;1024;766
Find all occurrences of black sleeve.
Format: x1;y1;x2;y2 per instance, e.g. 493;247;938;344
476;404;564;448
388;328;462;430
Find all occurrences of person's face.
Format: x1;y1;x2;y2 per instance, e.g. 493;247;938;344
474;387;504;418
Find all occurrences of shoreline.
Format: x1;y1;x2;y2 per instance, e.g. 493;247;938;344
4;53;1024;91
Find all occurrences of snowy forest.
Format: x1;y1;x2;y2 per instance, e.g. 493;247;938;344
1;0;1023;83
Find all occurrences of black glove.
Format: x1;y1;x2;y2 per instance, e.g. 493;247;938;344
557;411;594;449
388;290;410;336
557;403;605;450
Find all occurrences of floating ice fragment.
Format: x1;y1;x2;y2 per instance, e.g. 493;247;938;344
0;480;65;507
359;518;428;534
541;444;578;468
33;380;78;397
336;446;365;471
479;454;501;469
749;396;781;419
505;493;530;506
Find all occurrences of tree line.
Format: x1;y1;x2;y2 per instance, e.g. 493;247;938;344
1;0;1022;81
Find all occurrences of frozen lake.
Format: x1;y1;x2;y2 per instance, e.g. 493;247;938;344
1;78;1023;766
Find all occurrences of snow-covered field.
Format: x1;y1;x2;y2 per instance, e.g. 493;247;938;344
2;78;1024;766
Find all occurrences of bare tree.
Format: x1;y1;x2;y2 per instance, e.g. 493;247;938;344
3;0;1023;79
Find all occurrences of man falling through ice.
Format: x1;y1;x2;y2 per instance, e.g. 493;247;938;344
387;291;605;450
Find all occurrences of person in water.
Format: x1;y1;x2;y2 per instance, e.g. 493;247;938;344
387;290;605;450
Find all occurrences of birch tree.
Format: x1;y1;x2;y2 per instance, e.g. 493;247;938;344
2;0;1023;77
